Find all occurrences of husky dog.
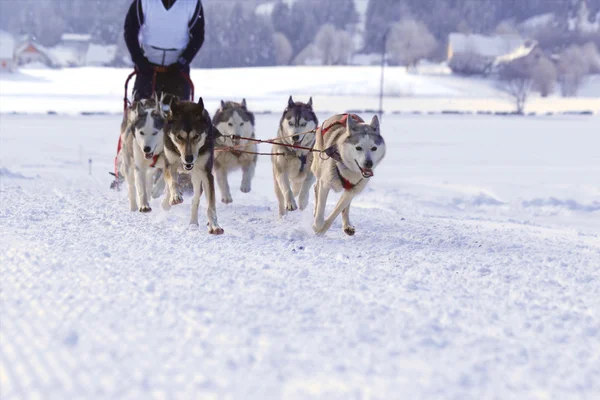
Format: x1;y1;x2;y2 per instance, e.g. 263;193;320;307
272;96;318;217
213;99;258;203
120;93;167;212
311;114;386;235
162;97;223;234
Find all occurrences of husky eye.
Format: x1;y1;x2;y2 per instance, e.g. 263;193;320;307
239;122;244;126
355;146;363;151
371;146;377;151
300;122;307;127
192;135;200;141
288;121;294;126
176;135;183;141
139;131;145;136
228;123;233;127
152;131;158;136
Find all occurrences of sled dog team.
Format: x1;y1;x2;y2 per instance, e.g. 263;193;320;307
117;94;386;236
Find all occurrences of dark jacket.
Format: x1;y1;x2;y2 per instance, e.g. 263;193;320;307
124;0;205;70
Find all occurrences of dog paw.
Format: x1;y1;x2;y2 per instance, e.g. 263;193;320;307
221;194;233;204
312;223;325;235
209;226;224;235
343;226;356;236
170;195;184;206
240;183;251;193
286;199;298;212
139;205;152;213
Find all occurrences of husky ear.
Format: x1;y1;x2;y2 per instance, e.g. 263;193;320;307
347;114;358;132
307;97;313;108
241;98;247;109
134;101;144;115
288;95;294;108
370;115;380;133
198;97;205;110
220;100;226;109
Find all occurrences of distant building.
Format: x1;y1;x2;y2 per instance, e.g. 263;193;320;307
15;39;55;67
0;30;15;72
85;44;117;67
57;33;92;67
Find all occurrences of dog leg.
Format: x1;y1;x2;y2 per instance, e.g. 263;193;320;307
125;160;137;212
204;173;224;235
298;173;315;211
240;159;255;194
216;167;233;204
162;164;183;209
134;163;151;213
145;169;154;203
189;172;202;226
272;166;286;217
342;205;355;236
312;180;330;232
275;170;297;213
318;191;354;235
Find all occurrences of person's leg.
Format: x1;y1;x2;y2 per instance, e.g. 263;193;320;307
155;66;191;101
132;71;153;101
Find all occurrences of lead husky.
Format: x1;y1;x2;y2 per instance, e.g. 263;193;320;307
272;96;318;217
120;94;167;212
213;99;258;203
311;114;386;235
162;98;223;234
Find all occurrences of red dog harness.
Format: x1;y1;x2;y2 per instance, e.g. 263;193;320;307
320;113;363;137
320;114;364;191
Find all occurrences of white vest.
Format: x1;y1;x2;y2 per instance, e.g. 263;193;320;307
140;0;198;66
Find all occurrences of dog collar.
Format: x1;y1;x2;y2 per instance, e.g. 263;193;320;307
336;166;360;191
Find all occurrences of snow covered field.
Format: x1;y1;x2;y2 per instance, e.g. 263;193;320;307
1;66;599;115
1;112;599;399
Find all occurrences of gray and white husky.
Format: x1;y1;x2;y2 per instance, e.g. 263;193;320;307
272;96;318;217
162;97;223;234
311;114;386;235
213;99;258;204
120;94;167;212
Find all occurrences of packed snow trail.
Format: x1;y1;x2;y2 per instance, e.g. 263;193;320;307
1;114;599;399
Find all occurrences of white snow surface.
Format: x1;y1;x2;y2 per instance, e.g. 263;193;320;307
1;67;599;115
1;113;600;399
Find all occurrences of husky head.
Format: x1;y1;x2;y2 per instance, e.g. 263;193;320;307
130;93;167;160
167;97;213;171
279;96;318;147
340;115;386;178
213;99;255;147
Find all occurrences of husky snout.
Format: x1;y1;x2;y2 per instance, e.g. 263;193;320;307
292;135;300;142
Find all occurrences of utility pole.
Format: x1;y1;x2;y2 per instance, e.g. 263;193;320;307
378;29;388;121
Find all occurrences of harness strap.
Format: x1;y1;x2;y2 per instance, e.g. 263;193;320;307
299;154;308;173
321;114;363;137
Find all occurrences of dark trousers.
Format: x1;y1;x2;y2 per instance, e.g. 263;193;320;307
133;65;191;101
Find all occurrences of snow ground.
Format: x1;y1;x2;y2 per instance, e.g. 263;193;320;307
1;113;599;399
1;67;599;115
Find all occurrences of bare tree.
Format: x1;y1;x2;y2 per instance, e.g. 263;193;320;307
500;76;533;114
386;19;437;69
315;24;337;65
333;30;354;65
531;56;557;97
581;41;600;74
558;45;590;97
273;33;293;66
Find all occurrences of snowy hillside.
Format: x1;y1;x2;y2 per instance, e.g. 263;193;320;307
1;66;599;115
1;112;599;399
